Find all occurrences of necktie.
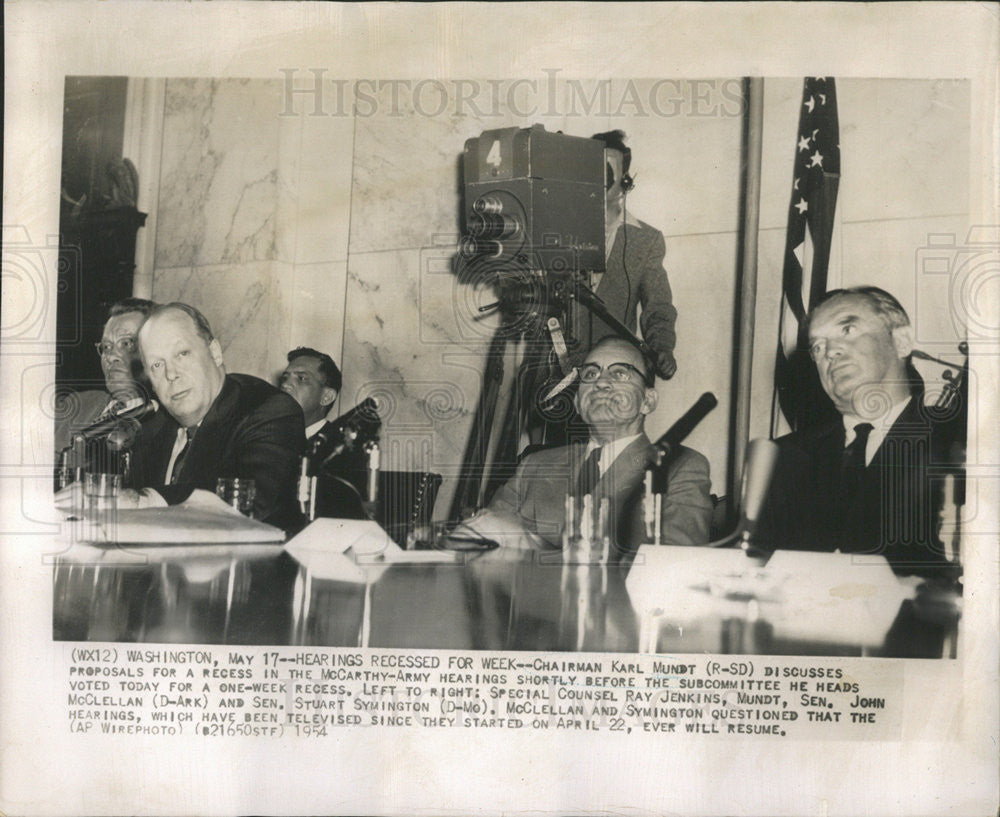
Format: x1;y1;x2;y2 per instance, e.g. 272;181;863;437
575;447;602;497
842;422;873;507
169;426;197;485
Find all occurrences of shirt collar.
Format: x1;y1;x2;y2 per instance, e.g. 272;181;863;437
585;433;643;474
605;211;642;259
842;395;911;442
842;395;912;466
305;419;327;439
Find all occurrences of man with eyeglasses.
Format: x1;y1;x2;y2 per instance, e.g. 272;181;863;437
464;336;711;562
55;297;157;452
757;286;960;581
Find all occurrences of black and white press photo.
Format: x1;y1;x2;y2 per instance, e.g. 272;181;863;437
2;3;997;816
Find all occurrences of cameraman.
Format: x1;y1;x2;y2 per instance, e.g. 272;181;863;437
582;130;678;380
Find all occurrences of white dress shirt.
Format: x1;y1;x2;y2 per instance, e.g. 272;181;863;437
165;425;197;484
584;433;643;477
842;396;912;466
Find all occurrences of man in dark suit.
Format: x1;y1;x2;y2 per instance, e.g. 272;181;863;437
106;302;303;529
278;347;341;442
279;346;382;520
465;337;712;562
577;131;677;380
759;286;959;578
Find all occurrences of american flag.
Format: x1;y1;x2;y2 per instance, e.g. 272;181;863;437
772;77;842;434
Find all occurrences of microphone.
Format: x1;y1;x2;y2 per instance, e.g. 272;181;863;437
105;419;141;482
297;455;314;519
312;398;381;469
651;392;718;463
106;418;141;452
644;392;718;529
364;441;380;504
735;438;779;551
77;399;159;440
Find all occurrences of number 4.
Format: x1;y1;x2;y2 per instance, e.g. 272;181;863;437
486;139;502;169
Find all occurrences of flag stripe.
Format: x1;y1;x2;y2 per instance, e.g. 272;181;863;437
773;78;841;434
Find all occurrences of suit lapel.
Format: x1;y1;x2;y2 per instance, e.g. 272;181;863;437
869;397;925;469
596;221;654;328
598;434;653;505
525;442;586;540
175;376;237;486
135;408;178;486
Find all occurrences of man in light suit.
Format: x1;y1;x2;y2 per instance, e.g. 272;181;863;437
758;286;959;580
466;337;712;563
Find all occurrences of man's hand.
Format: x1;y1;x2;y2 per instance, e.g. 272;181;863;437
461;509;544;550
655;350;677;380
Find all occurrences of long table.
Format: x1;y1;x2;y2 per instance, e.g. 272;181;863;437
51;539;960;658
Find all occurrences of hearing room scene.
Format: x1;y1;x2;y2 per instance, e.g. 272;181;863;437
49;76;971;657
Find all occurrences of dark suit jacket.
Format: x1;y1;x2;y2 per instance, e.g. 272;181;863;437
129;374;304;530
758;397;957;578
487;434;712;564
576;219;678;371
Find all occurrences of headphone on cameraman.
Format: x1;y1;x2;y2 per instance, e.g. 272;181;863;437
595;129;635;193
619;166;635;193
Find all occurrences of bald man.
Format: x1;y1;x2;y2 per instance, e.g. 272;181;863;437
59;302;305;529
466;337;711;564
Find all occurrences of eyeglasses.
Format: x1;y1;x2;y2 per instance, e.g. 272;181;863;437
578;361;648;384
95;336;138;358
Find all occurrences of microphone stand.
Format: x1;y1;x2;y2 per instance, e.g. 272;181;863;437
643;393;719;545
707;438;779;557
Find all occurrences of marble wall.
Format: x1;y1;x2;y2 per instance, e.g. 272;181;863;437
148;76;970;519
151;78;354;382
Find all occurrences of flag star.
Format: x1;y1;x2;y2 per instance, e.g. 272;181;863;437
794;199;808;214
819;93;827;105
797;134;811;152
812;129;819;139
809;150;824;168
805;95;815;113
793;177;801;190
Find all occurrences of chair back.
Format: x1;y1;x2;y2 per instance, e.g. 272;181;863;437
377;471;443;548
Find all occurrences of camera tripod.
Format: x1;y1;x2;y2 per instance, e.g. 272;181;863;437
448;268;653;520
